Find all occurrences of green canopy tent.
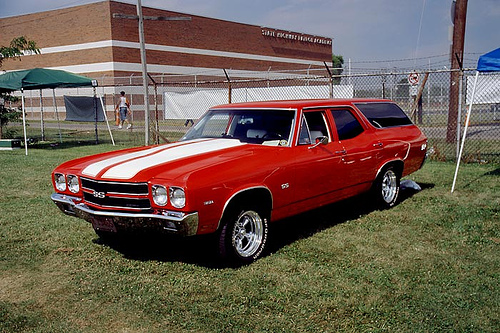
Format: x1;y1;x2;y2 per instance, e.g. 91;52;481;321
0;68;114;154
0;67;93;90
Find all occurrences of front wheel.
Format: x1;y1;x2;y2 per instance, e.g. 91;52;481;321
219;207;269;264
374;166;400;208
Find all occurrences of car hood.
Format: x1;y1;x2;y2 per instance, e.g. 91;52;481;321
73;139;269;183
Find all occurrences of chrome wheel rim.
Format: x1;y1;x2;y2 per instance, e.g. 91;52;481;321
381;170;398;203
232;210;264;258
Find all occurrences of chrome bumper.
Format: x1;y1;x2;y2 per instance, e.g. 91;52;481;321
51;193;199;236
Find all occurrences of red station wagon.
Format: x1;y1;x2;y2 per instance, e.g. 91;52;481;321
51;99;427;263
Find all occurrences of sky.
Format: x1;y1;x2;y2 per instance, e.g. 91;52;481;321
1;0;499;71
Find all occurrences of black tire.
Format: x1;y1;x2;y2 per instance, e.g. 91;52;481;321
373;166;400;208
218;205;269;264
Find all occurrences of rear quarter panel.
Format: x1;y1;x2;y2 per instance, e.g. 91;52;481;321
375;125;427;177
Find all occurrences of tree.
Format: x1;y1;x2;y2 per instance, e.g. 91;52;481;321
0;95;22;139
0;36;40;67
332;54;344;85
0;36;40;139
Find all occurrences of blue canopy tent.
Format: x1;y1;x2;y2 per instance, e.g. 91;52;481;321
452;48;500;192
476;48;500;72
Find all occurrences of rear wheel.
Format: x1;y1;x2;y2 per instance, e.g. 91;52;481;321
219;206;269;264
374;166;400;208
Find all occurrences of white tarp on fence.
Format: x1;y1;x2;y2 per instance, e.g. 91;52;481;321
164;85;354;119
466;74;500;104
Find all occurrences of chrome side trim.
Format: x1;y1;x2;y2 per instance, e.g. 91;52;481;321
403;141;411;160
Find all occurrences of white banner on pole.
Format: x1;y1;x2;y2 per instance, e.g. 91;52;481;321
466;74;500;104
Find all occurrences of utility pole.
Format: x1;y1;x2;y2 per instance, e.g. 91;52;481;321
136;0;149;145
446;0;468;144
113;2;190;146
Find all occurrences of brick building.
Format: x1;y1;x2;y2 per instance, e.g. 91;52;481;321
0;0;333;81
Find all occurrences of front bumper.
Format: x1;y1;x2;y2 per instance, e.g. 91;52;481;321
51;193;199;236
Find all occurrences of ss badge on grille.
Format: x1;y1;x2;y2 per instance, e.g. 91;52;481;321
93;191;106;199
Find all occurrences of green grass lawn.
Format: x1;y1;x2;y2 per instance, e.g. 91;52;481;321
0;144;498;332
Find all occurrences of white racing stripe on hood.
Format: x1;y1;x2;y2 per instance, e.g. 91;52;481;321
101;139;245;179
81;141;190;177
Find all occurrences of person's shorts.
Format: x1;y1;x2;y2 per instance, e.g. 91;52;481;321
119;107;128;121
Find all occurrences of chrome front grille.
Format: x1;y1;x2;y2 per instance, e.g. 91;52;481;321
81;177;151;211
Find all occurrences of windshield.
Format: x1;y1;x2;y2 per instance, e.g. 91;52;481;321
181;109;295;146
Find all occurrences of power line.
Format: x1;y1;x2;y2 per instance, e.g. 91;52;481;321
414;0;427;67
352;53;450;64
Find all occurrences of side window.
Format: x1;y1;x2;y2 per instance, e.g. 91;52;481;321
331;109;364;141
298;111;329;145
298;117;311;144
354;102;412;128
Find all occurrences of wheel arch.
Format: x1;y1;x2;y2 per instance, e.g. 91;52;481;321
217;186;273;230
375;159;404;180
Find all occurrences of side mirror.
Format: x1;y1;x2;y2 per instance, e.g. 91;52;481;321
316;136;328;145
309;136;329;149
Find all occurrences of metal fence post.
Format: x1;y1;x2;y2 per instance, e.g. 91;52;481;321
323;62;333;98
224;69;232;103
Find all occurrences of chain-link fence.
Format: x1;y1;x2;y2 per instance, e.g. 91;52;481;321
5;68;499;163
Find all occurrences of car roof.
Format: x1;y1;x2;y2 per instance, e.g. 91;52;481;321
210;98;393;110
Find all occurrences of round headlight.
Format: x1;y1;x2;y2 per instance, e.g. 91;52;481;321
152;185;168;206
54;173;66;191
67;175;80;193
170;187;185;208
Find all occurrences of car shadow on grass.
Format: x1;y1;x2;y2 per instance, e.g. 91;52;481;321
94;182;434;268
267;182;434;255
92;232;223;268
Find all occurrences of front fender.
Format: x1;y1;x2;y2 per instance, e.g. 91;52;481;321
217;186;273;229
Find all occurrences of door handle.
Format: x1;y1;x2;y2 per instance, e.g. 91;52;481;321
373;142;383;147
335;150;347;155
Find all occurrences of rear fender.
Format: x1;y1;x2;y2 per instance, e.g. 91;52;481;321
375;159;404;181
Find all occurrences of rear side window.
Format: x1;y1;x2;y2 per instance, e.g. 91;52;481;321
331;109;364;141
355;102;412;128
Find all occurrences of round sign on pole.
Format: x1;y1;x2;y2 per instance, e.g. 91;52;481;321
408;72;419;86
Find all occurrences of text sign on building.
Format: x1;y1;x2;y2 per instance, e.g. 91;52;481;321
261;28;332;46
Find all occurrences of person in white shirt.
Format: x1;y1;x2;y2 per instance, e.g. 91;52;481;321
115;91;132;129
